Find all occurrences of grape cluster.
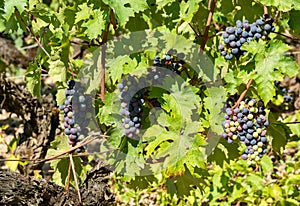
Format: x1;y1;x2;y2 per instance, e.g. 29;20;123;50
153;49;184;74
274;81;294;103
119;52;181;139
221;98;269;163
59;80;90;152
118;76;145;140
218;14;275;60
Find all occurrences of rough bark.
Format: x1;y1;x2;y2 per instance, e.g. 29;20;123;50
0;162;114;206
0;74;60;175
0;37;32;69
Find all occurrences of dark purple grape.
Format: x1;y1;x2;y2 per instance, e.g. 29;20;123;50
232;48;239;54
222;32;229;38
225;53;233;60
226;27;235;34
218;44;225;50
221;51;227;56
264;24;272;31
229;41;236;47
242;154;248;160
224;38;230;44
228;34;236;41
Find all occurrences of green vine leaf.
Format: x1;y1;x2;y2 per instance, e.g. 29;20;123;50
82;9;106;39
48;54;66;83
74;3;94;24
25;61;41;98
180;0;200;22
102;0;148;26
257;0;300;12
204;86;226;134
3;0;27;20
245;40;299;104
161;82;201;122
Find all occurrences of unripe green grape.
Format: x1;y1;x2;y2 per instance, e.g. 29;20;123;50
230;127;237;132
248;100;254;106
248;114;254;119
253;132;259;138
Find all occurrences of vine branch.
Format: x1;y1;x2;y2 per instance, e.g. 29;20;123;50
200;0;217;55
69;154;82;203
14;10;50;58
233;74;256;109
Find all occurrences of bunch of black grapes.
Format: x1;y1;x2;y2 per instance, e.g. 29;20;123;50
118;51;182;139
218;14;275;60
274;81;294;103
118;76;145;140
153;49;185;74
222;98;269;163
59;80;90;152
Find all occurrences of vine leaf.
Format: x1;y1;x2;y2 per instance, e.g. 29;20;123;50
268;122;291;155
102;0;148;26
166;168;202;197
74;3;94;24
3;0;27;20
204;86;226;134
260;155;273;175
82;9;106;39
106;55;137;84
245;40;299;104
284;112;300;136
180;0;200;22
258;0;300;12
48;55;66;83
162;82;201;122
25;61;41;98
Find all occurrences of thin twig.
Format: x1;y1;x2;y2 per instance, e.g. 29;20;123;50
200;0;217;55
69;154;82;203
65;161;72;190
34;133;107;164
285;121;300;124
233;75;255;109
99;21;110;101
0;148;117;163
188;23;200;38
208;31;224;40
263;5;268;14
14;10;50;58
70;40;101;47
272;31;300;42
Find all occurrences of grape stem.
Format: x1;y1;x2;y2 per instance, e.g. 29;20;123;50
285;121;300;124
200;0;217;55
0;149;118;163
65;161;72;190
233;76;255;109
14;10;50;58
263;5;268;15
272;31;300;42
189;23;201;38
69;154;82;203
